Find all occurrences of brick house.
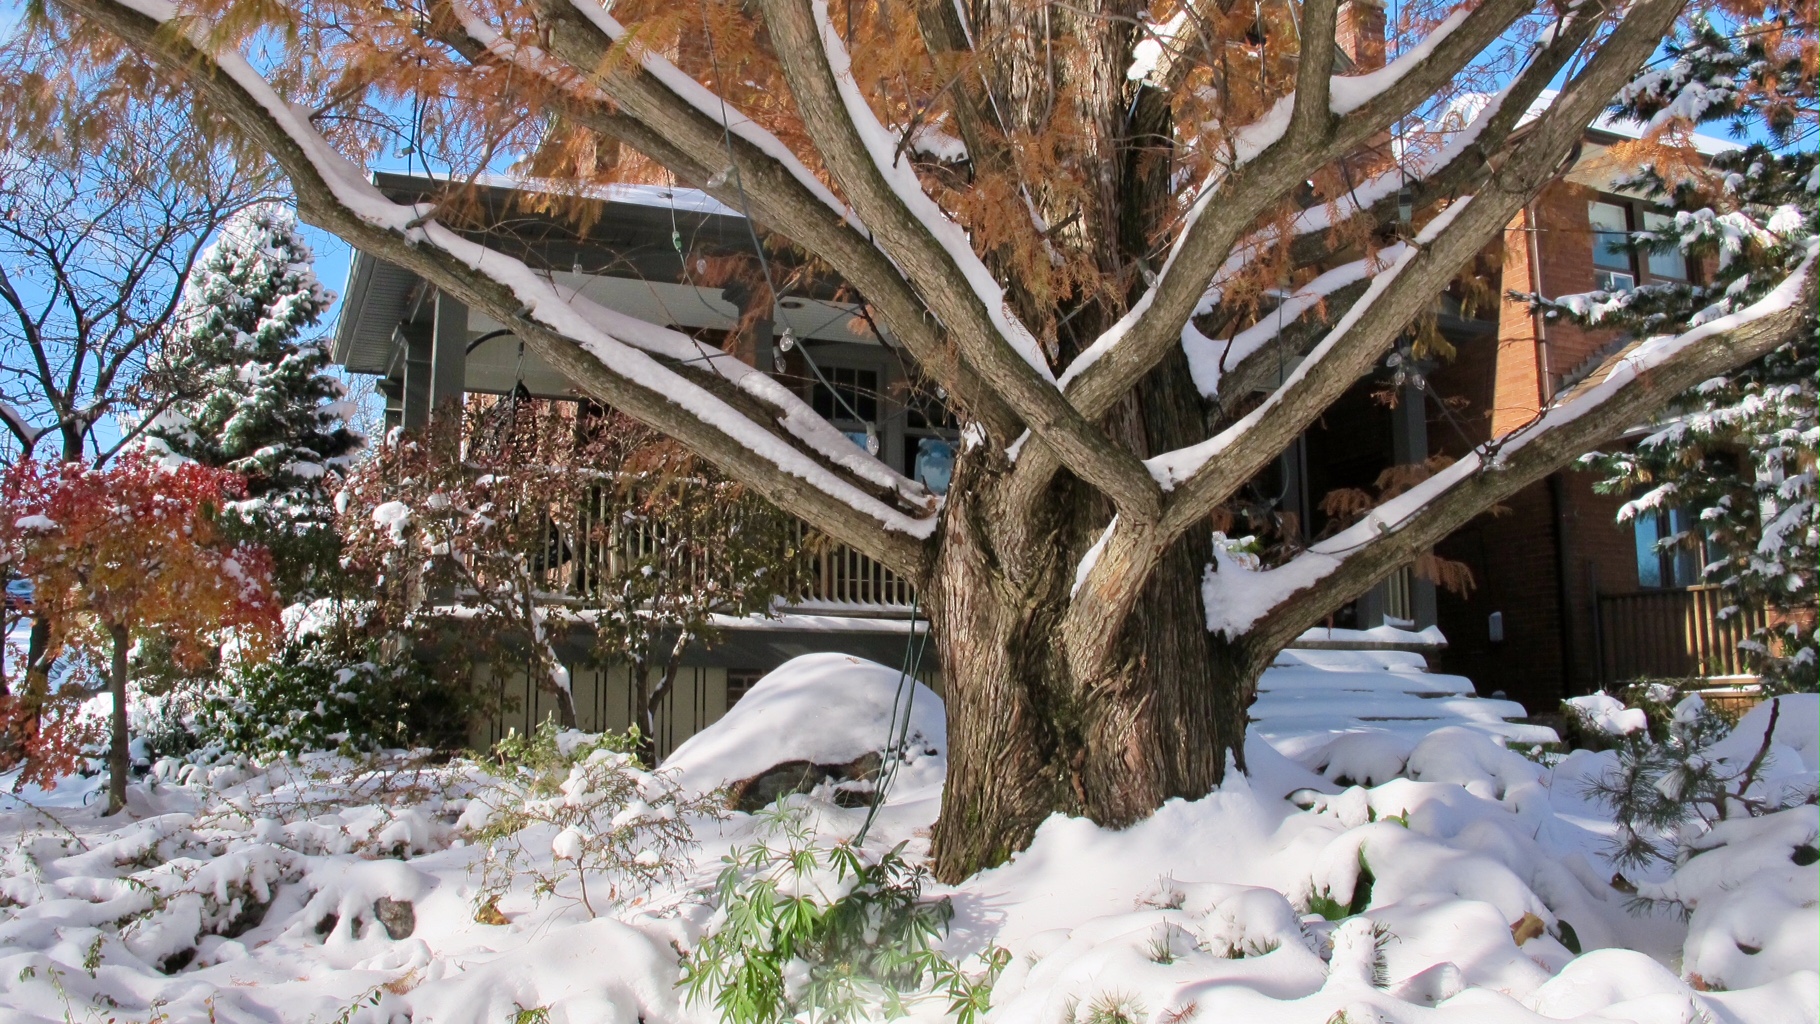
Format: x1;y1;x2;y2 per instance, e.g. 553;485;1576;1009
329;97;1756;750
1418;99;1762;710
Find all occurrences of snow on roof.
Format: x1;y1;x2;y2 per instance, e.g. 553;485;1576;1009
1520;88;1745;157
439;171;746;218
364;168;744;218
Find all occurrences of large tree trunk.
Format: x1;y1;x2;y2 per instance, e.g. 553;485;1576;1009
928;355;1264;884
927;459;1262;882
105;621;130;816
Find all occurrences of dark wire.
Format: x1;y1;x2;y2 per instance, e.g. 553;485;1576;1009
855;595;929;847
688;5;932;845
692;0;873;432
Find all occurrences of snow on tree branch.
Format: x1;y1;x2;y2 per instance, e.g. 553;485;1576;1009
73;0;938;577
1212;249;1816;642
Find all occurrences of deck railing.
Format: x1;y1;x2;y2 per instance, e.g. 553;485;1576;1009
1596;585;1767;682
534;488;915;612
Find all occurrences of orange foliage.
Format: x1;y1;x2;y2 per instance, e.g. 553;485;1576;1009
0;452;280;789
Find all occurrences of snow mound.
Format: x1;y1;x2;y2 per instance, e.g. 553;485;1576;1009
1644;804;1820;991
1564;694;1649;737
401;918;682;1024
662;653;944;794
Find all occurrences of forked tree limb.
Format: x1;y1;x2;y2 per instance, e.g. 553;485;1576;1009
758;0;1167;522
1155;0;1682;538
1207;6;1602;401
1060;0;1685;669
61;0;937;579
1060;0;1538;423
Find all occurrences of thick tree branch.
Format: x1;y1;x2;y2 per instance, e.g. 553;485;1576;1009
62;0;936;579
1060;0;1535;422
1057;0;1672;663
1289;0;1339;144
911;0;1013;177
759;0;1165;521
461;0;1023;440
1205;8;1599;399
1152;0;1684;543
1234;254;1815;656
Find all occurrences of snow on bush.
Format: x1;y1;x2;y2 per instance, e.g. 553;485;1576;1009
1564;694;1650;740
464;725;722;920
663;653;946;795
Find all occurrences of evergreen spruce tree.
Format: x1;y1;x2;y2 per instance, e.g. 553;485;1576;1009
1535;12;1817;690
149;204;363;600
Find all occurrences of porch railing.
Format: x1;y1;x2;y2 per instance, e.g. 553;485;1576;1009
1596;585;1767;682
535;490;915;612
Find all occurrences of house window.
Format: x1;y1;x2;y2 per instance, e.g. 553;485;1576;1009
810;365;881;455
1633;508;1703;589
1642;211;1687;281
1589;201;1635;292
810;366;880;424
725;669;765;708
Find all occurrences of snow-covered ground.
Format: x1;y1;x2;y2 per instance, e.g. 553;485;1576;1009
0;651;1813;1024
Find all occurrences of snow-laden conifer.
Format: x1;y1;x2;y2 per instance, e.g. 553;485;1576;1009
1534;12;1817;688
147;204;363;598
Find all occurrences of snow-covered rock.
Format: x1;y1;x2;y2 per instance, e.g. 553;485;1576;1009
662;652;945;801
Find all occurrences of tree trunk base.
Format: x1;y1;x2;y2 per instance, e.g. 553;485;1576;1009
927;457;1260;883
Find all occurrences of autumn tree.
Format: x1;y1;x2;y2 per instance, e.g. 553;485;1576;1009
37;0;1815;876
0;452;280;813
0;47;274;709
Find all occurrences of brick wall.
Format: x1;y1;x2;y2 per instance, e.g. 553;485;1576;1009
1430;177;1659;708
1336;0;1387;70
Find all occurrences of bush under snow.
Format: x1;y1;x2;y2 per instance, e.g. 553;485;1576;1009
0;653;1812;1024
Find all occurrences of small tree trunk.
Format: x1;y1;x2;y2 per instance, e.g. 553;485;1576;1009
0;618;52;769
105;621;130;816
632;656;657;765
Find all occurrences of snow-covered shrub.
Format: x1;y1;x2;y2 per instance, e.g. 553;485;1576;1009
190;641;467;760
465;723;720;919
1587;693;1814;875
0;754;468;988
680;805;1007;1024
1560;681;1691;751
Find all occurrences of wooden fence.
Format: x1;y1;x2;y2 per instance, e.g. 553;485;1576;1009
1596;585;1768;682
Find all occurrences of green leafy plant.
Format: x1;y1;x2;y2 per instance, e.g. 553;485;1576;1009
190;640;469;760
680;806;1008;1024
469;722;720;918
